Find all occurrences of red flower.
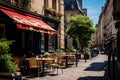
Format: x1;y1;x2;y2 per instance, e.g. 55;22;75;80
16;67;20;71
46;8;63;17
57;12;62;17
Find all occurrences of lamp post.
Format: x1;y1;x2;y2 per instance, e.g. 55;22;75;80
75;50;78;67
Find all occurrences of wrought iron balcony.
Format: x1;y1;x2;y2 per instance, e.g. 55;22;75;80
0;0;31;10
44;8;63;22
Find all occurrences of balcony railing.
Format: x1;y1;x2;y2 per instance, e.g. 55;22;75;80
44;8;63;21
0;0;31;10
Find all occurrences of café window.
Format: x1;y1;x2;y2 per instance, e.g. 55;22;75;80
0;24;5;39
49;35;55;52
47;22;55;52
24;31;32;50
41;33;45;53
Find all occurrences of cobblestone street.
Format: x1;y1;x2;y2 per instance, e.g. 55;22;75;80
26;53;108;80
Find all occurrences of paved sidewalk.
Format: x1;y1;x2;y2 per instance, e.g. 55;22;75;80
26;54;109;80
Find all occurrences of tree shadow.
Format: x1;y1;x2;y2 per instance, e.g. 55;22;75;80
77;61;109;80
77;76;104;80
84;61;107;71
77;75;110;80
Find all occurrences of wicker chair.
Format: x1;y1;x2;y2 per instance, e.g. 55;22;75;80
28;57;42;76
50;55;65;74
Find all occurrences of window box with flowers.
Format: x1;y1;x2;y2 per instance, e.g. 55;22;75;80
45;8;63;18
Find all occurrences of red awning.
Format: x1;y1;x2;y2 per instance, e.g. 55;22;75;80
0;8;57;35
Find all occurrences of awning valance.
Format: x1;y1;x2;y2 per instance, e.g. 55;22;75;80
0;8;57;35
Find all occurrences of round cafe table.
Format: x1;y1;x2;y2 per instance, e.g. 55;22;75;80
36;58;55;76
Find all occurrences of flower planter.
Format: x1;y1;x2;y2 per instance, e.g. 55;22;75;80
45;8;63;18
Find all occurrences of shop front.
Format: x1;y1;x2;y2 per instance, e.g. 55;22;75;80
0;3;59;56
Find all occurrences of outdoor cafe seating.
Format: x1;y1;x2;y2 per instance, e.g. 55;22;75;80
13;52;77;77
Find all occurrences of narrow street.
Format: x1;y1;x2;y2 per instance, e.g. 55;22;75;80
27;53;108;80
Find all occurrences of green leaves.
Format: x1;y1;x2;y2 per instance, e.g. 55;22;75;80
0;53;17;73
66;14;96;48
0;38;14;54
0;38;17;73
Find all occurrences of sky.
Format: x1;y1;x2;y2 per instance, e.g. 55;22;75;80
82;0;106;27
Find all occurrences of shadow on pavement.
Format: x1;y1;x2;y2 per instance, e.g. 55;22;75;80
84;61;107;71
77;76;104;80
77;61;110;80
77;72;110;80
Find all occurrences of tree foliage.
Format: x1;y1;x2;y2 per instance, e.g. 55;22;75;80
66;14;96;48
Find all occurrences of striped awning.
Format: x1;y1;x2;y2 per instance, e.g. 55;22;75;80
0;8;57;35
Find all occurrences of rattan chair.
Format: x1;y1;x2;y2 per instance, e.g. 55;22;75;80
28;57;42;76
50;55;65;74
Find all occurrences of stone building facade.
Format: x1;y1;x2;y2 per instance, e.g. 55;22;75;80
0;0;64;56
94;0;119;79
31;0;65;50
94;0;117;50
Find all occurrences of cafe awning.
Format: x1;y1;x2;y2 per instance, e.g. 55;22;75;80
0;8;57;35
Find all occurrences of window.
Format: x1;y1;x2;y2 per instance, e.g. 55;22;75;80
44;0;48;9
49;35;55;52
41;33;45;53
52;0;56;10
47;22;55;52
0;24;5;39
71;4;74;9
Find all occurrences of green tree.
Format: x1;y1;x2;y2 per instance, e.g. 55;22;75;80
66;14;96;48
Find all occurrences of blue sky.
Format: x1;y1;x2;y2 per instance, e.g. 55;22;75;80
82;0;106;26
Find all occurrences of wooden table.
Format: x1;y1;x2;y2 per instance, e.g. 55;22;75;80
25;57;54;76
36;58;55;76
62;54;75;68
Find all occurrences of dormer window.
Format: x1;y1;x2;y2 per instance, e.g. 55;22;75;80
71;4;74;9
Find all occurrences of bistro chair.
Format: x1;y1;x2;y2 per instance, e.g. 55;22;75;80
50;55;65;74
67;54;76;65
28;57;42;76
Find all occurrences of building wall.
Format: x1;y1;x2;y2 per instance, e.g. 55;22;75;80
94;0;117;49
31;0;44;14
59;0;65;49
113;0;120;78
104;0;117;38
31;0;65;49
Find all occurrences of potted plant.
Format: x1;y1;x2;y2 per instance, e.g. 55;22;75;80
56;49;63;54
0;38;22;79
68;45;75;52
